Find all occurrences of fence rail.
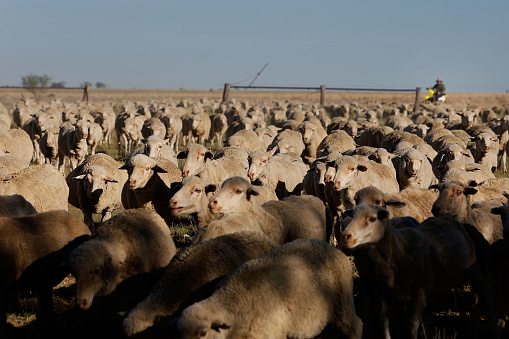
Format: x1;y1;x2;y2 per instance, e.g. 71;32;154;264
222;83;422;112
0;85;90;101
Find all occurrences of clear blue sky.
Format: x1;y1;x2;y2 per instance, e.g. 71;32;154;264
2;1;508;92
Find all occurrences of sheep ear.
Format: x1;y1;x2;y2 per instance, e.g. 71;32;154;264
246;187;260;200
177;150;188;159
211;319;231;331
205;151;213;161
153;165;168;173
267;147;277;158
377;209;390;221
119;164;129;170
73;174;87;181
468;180;478;187
491;207;502;215
357;165;368;172
464;187;478;195
205;184;216;195
344;209;354;218
384;197;406;208
105;176;118;183
429;184;441;191
163;139;170;145
326;160;335;167
503;191;509;200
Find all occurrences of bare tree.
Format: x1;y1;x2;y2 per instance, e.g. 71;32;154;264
20;73;52;100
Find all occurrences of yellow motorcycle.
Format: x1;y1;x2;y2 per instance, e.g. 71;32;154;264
424;88;447;103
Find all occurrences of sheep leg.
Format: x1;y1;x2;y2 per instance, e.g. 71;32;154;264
101;209;112;223
381;298;391;339
83;210;95;231
409;289;426;339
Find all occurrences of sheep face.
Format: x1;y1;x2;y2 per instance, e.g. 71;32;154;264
74;166;117;205
475;133;497;153
75;120;90;140
144;136;169;158
342;204;389;248
401;150;425;177
275;139;296;154
354;186;406;209
298;122;316;144
247;150;274;181
344;121;358;138
430;181;477;217
178;144;213;177
121;154;165;190
208;177;258;214
444;144;470;162
169;176;214;216
329;157;368;190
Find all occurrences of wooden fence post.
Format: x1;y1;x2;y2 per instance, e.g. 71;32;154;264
320;85;326;106
414;87;421;113
222;83;231;103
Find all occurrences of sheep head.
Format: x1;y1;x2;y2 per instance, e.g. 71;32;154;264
208;176;259;215
169;176;215;216
342;204;389;249
178;143;213;177
430;181;477;217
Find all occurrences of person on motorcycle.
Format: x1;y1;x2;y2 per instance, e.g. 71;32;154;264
431;78;445;101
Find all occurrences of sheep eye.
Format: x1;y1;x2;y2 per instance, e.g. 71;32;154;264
262;160;267;164
194;188;201;193
145;167;150;171
369;217;377;222
375;200;381;205
456;190;462;196
235;189;243;194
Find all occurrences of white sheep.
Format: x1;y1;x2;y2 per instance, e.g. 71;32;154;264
57;120;90;172
342;204;499;339
122;231;278;336
126;135;177;166
67;153;128;230
0;128;34;164
393;148;436;190
69;208;177;310
178;239;363;339
297;121;327;165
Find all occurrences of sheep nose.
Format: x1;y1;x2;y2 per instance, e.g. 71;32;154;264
324;175;332;183
183;170;190;177
209;199;217;208
248;172;255;180
333;181;341;189
170;199;177;208
343;233;352;242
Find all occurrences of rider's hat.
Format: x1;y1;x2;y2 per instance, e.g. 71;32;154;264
436;78;442;82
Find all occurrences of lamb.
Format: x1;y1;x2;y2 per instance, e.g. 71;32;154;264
342;204;498;339
248;148;307;199
224;129;264;152
298;121;327;165
209;113;228;146
122;231;278;336
67;153;128;230
431;181;504;244
353;186;437;222
393;148;436;190
0;194;37;217
69;208;177;311
178;143;249;189
190;112;211;145
178;239;363;339
58;120;90;173
209;176;325;245
0;211;91;335
120;154;182;225
126;135;177;166
0;164;68;212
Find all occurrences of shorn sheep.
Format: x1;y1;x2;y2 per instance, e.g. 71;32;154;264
69;209;177;310
0;211;91;336
342;204;499;339
123;231;278;336
178;239;363;339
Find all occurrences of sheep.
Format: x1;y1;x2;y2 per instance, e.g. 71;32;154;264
303;160;327;200
403;123;429;138
353;186;437;222
438;160;495;185
0;128;34;164
224;129;264;152
177;239;363;339
190;112;211;145
39;127;60;165
247;148;307;199
342;205;498;339
468;177;509;203
69;208;177;311
367;148;397;176
120;154;182;225
58;120;90;173
0;211;91;335
115;113;144;155
22;112;49;164
141;117;166;139
159;112;183;151
317;129;356;155
122;231;278;336
267;129;305;156
192;212;264;245
87;121;103;155
0;194;37;217
297;121;327;165
326;155;399;211
66;153;128;230
209;113;228;146
209;176;325;245
177;143;249;189
126;135;177;166
0;155;29;175
393;148;436;190
471;131;500;172
93;109;115;144
431;143;474;180
379;130;423;151
431;181;504;244
0;164;68;212
224;117;254;139
356;126;394;148
385;115;413;130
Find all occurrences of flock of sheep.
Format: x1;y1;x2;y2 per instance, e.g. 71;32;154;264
2;96;509;338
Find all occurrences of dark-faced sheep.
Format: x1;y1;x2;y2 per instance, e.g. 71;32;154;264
69;209;176;311
177;239;363;339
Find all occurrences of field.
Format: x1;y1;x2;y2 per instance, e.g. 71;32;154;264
2;87;509;338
